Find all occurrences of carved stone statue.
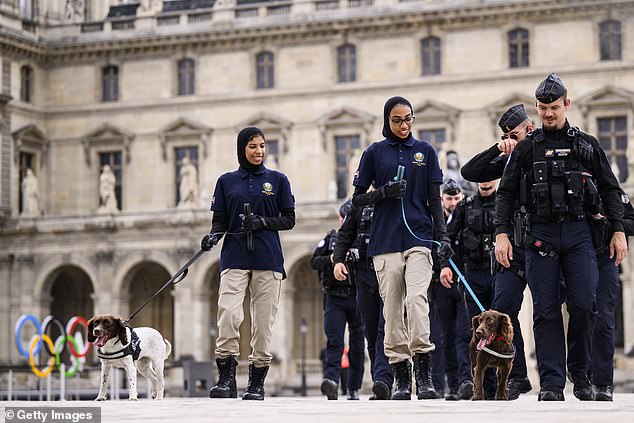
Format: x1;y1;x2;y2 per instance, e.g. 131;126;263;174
138;0;162;16
177;157;199;209
97;164;119;214
21;168;41;217
64;0;85;23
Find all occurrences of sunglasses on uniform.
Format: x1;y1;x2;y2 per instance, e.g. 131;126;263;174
391;116;416;126
500;126;527;141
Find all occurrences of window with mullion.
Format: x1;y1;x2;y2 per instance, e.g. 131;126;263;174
421;37;441;76
597;116;628;182
337;44;356;83
99;151;123;209
599;20;622;61
102;65;119;102
508;28;529;68
419;128;446;151
20;65;33;103
178;58;195;96
335;135;361;199
256;52;274;89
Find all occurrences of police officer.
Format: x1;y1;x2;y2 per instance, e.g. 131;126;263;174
333;201;394;400
352;96;453;400
495;74;627;401
311;203;365;400
201;126;295;401
461;104;534;400
431;180;473;400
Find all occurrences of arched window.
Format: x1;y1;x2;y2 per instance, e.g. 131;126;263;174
508;28;529;68
421;36;441;75
337;44;356;83
599;20;622;61
20;65;33;103
102;65;119;102
256;52;274;89
177;58;195;96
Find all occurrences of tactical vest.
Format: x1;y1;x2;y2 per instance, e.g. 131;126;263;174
525;128;601;223
353;205;373;261
460;194;496;268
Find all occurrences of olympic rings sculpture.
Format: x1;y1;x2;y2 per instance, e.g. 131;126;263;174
15;314;92;378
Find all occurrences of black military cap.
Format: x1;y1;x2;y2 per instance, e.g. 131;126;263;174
498;104;529;132
339;199;352;218
441;179;462;196
535;73;567;104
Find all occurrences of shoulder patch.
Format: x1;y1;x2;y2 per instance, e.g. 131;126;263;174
317;239;326;248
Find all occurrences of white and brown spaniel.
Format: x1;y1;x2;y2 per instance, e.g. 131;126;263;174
87;314;171;401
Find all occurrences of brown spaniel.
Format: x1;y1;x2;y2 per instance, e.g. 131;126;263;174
87;314;171;401
469;310;514;400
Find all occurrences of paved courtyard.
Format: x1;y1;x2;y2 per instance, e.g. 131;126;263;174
3;394;634;423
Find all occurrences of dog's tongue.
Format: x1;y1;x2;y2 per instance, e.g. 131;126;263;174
95;334;109;348
477;335;494;351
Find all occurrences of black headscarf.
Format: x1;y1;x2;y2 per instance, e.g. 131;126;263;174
382;96;414;142
237;126;265;173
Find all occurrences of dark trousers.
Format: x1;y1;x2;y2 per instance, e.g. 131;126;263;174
429;301;446;393
492;245;529;381
591;253;620;386
526;222;598;389
431;280;472;391
355;267;393;386
464;267;497;396
323;293;365;391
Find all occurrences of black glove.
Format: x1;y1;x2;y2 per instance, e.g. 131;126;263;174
379;179;407;199
201;233;219;251
241;214;267;232
436;238;454;262
573;136;593;161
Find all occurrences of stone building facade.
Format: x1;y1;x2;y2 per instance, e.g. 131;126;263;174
1;0;634;392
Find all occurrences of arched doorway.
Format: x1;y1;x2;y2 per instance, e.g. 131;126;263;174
205;266;252;360
288;256;324;363
124;262;174;353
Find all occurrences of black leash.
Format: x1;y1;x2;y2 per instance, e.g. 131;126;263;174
124;249;207;327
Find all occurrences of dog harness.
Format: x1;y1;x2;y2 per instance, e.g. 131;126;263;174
97;329;141;361
480;336;516;359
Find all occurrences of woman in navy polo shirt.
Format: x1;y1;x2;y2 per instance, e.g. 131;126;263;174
352;96;453;400
201;126;295;401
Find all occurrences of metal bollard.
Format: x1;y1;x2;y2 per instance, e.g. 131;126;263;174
8;369;13;401
60;363;66;401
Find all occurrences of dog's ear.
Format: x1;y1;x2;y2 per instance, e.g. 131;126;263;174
499;312;514;344
471;313;480;333
87;317;96;343
116;318;128;345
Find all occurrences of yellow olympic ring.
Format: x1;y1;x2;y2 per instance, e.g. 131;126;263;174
29;335;56;378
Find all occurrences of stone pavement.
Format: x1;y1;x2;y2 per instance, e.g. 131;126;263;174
3;394;634;423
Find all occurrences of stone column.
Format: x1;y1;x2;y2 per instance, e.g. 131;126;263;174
192;290;212;361
173;283;194;360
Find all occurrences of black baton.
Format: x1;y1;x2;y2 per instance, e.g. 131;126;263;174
244;203;254;252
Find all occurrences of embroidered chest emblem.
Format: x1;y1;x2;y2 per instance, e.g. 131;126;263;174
262;182;275;195
412;152;426;166
545;148;571;157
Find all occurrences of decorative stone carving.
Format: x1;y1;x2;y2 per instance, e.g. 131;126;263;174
64;0;85;23
177;157;199;209
97;165;119;214
20;168;41;217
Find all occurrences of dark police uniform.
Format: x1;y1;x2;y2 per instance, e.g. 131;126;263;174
311;229;365;400
333;204;394;400
461;104;533;399
430;187;473;400
495;74;624;400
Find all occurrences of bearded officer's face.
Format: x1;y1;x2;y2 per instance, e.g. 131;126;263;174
536;96;570;130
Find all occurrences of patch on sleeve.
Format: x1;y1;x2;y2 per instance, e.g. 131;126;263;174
317;239;326;248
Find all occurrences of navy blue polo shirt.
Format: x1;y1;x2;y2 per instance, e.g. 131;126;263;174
211;167;294;274
354;136;443;256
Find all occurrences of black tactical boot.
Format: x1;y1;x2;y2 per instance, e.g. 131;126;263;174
594;385;613;402
209;356;238;398
572;374;594;401
391;360;412;400
369;380;391;400
538;386;565;401
413;353;438;400
458;380;473;400
507;377;532;400
445;387;460;401
242;364;269;400
320;378;338;400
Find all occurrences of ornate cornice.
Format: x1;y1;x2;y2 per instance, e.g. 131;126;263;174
0;0;631;64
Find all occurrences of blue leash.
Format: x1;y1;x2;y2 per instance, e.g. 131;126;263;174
394;166;486;313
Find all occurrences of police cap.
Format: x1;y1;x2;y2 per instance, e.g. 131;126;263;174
339;199;352;218
441;179;462;196
535;73;567;104
498;104;529;132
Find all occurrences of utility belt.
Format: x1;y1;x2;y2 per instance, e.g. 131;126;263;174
530;213;586;224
